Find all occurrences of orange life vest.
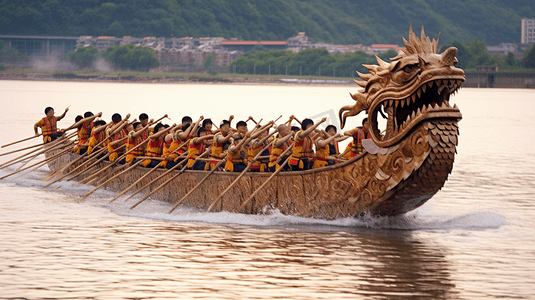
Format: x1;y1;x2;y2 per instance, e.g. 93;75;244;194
312;137;329;169
289;130;313;167
269;135;289;168
146;135;164;157
186;139;205;168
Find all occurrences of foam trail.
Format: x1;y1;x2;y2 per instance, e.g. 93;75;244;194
1;165;507;231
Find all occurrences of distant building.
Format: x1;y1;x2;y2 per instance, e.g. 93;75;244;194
521;18;535;44
220;40;287;52
0;35;77;58
486;43;519;57
366;44;400;55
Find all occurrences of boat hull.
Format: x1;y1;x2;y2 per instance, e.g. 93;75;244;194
46;119;458;219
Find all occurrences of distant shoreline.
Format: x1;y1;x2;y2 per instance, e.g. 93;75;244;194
0;71;355;86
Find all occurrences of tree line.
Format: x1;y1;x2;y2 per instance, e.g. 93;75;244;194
1;0;534;46
67;44;159;71
230;41;535;77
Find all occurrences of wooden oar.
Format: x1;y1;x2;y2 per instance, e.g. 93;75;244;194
107;162;162;204
76;138;147;185
129;148;211;209
0;141;76;180
1;134;41;148
0;141;43;157
75;115;166;185
205;131;278;212
167;158;227;213
52;149;112;186
236;146;294;212
45;126;116;182
0;131;77;170
108;147;190;204
11;138;77;180
62;137;127;182
81;160;144;199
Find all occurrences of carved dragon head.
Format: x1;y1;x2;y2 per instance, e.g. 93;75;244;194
339;27;464;148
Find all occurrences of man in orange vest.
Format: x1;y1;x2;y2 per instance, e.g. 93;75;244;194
343;118;371;156
34;106;69;143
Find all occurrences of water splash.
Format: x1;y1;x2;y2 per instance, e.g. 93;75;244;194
0;164;507;232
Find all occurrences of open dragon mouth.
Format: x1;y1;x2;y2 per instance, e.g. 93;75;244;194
369;77;463;147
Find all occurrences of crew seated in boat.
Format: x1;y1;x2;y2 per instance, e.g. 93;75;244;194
224;132;250;172
209;119;233;170
138;113;153;141
118;121;150;164
235;120;248;137
106;113;130;162
312;130;342;168
187;127;213;170
74;111;94;155
164;116;203;169
202;119;214;135
246;121;274;172
142;123;173;168
289;117;327;171
343;118;370;157
268;124;293;172
87;120;107;155
248;130;271;172
34;106;69;143
325;125;340;158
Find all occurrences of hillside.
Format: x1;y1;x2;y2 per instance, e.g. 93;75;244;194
1;0;534;45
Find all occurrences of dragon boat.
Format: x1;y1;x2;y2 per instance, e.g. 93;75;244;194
46;28;464;219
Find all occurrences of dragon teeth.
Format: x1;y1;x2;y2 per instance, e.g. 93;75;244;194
401;99;405;108
443;79;448;86
422;84;427;93
417;89;421;98
417;107;421;115
428;81;434;88
389;99;393;107
411;94;416;102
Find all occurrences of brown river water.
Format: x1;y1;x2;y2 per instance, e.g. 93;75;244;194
0;80;534;299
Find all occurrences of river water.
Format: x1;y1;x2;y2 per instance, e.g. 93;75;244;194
0;80;534;299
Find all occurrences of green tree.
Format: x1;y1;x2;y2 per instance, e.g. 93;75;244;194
67;45;99;69
103;44;159;71
0;39;29;64
505;52;517;67
521;44;535;69
203;53;214;69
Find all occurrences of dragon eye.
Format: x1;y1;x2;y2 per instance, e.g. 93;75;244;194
402;64;419;73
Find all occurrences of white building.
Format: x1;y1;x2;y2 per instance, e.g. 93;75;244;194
521;18;535;44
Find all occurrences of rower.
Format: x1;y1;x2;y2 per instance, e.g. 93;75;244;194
202;119;214;135
139;113;153;140
312;130;341;169
106;113;130;162
224;132;250;172
75;111;94;155
162;116;201;169
246;121;275;172
186;127;213;170
325;125;340;157
120;121;150;164
87;120;107;155
141;123;171;168
208;119;233;170
235;120;248;137
289;117;327;171
343;118;370;157
268;124;293;172
33;106;69;143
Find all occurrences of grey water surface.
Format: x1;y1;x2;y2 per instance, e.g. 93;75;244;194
0;80;534;299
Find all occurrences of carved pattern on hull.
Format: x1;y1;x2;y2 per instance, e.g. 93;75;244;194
45;118;458;219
